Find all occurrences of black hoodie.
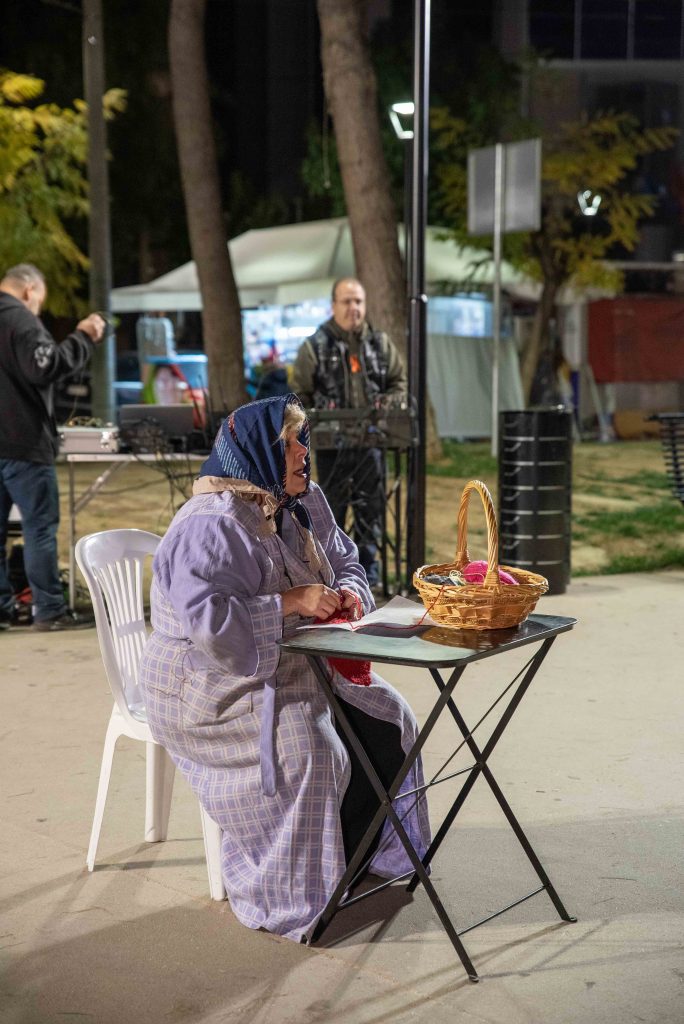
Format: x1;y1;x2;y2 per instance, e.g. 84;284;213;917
0;290;94;464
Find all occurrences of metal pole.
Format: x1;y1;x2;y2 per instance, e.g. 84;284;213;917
82;0;115;423
404;140;412;298
491;143;504;458
406;0;430;584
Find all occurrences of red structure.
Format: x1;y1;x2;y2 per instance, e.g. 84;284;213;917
589;297;684;384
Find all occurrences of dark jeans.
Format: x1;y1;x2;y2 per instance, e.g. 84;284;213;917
0;459;67;623
316;447;385;587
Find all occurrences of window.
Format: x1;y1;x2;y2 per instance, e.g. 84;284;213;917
529;0;575;58
529;0;684;59
634;0;683;59
581;0;629;58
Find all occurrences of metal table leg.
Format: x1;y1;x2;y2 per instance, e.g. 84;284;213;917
413;639;576;923
306;655;480;981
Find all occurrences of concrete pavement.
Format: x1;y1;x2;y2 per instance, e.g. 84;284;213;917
1;570;683;1024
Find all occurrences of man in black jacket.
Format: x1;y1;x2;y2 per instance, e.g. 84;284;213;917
0;263;105;631
292;278;407;588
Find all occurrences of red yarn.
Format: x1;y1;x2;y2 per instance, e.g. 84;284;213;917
316;592;372;685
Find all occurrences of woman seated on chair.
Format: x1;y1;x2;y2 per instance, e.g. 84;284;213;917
139;394;430;942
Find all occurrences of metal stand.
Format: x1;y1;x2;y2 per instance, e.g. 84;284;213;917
309;408;417;597
380;449;406;596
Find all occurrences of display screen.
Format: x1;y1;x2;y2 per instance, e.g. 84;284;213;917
241;299;331;374
427;294;510;338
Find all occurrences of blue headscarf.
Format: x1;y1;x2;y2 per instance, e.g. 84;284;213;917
199;394;311;531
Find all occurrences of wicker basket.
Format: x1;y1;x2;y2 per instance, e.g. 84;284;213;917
413;478;549;630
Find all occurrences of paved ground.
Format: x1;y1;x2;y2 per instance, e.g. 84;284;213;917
1;571;683;1024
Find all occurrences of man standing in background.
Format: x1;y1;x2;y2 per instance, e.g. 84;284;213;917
292;277;407;589
0;263;105;631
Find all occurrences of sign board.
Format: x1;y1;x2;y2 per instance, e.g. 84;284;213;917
468;138;541;235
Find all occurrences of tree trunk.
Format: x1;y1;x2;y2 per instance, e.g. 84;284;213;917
168;0;246;412
316;0;407;359
520;278;558;403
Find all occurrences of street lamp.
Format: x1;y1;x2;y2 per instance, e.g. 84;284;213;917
389;101;415;140
388;101;415;294
577;189;601;216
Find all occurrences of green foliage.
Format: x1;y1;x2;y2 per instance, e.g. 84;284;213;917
224;171;291;238
301;109;411;224
426;440;497;478
432;91;679;294
300;122;347;218
0;70;125;315
579;546;684;575
607;470;670;489
575;501;684;536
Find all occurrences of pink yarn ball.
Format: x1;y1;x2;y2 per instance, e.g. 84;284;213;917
463;560;519;585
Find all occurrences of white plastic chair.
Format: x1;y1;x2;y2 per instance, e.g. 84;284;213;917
75;528;226;900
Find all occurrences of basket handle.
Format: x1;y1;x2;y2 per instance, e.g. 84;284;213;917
454;479;500;586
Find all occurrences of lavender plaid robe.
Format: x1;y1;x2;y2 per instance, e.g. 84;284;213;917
139;482;430;941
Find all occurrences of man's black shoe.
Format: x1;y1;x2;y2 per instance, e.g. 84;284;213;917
13;606;34;627
32;610;94;632
0;607;19;630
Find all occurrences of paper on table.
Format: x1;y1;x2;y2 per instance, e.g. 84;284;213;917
296;595;438;631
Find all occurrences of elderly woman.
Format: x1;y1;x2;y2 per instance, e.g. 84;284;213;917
139;394;430;941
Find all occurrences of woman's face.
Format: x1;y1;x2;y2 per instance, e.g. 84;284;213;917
284;430;308;496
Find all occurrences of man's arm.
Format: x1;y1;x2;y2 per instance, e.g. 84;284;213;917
291;338;317;408
382;334;408;398
14;313;104;386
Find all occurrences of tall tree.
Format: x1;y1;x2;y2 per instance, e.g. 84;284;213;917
168;0;245;412
316;0;406;357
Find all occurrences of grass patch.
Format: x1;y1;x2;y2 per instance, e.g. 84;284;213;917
573;481;610;497
575;501;684;535
428;441;496;479
588;546;684;575
608;470;670;490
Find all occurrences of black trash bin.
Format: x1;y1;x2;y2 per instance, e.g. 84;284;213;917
498;408;572;595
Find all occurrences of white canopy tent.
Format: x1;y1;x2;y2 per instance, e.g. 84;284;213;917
111;218;537;438
111;218;538;312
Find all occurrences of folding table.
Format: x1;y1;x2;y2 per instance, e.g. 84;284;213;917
280;611;577;982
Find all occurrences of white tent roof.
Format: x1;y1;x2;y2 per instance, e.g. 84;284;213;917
111;217;538;312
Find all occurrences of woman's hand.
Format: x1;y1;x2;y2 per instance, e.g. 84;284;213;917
281;584;341;619
340;588;363;620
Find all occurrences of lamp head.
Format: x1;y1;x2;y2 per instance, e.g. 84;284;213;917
389;101;415;140
577;189;602;216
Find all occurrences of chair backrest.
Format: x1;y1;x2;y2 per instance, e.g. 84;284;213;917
75;529;161;725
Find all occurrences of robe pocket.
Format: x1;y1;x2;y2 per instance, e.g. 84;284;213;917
142;642;186;696
182;669;255;729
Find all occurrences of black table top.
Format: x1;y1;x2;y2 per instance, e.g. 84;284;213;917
280;613;576;668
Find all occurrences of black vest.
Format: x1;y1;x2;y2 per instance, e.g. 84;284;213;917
310;325;389;408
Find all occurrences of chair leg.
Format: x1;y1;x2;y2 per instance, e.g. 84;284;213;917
87;713;122;871
145;742;175;843
199;804;226;901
